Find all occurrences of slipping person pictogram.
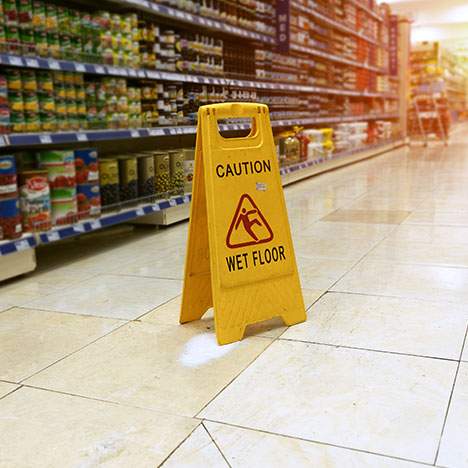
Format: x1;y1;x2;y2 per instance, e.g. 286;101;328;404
226;193;274;248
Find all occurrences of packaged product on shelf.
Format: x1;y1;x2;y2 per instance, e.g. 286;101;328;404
74;148;99;184
0;73;10;133
169;149;184;196
99;158;119;207
182;148;194;194
18;169;52;231
0;195;22;240
117;155;138;202
154;151;170;196
76;182;101;218
276;131;300;166
136;152;155;199
0;155;17;198
37;150;76;189
50;194;77;225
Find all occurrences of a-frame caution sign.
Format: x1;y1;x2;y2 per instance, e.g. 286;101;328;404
180;103;306;345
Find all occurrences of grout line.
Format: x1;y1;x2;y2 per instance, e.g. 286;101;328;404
193;336;277;419
434;324;468;465
12;305;130;322
278;337;460;362
157;422;204;468
200;418;434;467
202;422;232;468
134;294;181;321
0;384;23;401
17;319;130;384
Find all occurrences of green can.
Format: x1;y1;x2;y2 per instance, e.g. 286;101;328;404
6;69;22;90
38;93;55;112
47;32;60;58
32;1;46;30
34;30;48;56
22;70;37;92
154;151;170;195
17;0;32;26
169;149;184;195
8;91;24;112
24;111;40;132
23;92;39;112
37;70;53;92
45;4;58;32
54;82;65;100
10;111;25;133
40;111;56;131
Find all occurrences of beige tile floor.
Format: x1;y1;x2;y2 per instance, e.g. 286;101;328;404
1;125;468;467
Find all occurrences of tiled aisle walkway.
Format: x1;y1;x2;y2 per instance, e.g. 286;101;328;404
1;125;468;467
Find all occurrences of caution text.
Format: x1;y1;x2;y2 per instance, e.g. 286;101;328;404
216;160;271;178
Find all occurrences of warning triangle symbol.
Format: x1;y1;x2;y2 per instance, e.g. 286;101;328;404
226;193;274;249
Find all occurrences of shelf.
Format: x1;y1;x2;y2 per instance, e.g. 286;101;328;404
0;113;399;148
290;43;385;73
0;53;397;100
0;234;36;257
106;0;274;44
38;194;192;244
351;0;384;22
0;137;405;261
292;2;381;46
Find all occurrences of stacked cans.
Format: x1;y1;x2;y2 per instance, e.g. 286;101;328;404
18;169;51;231
0;154;22;239
37;150;77;225
0;73;9;133
75;148;101;219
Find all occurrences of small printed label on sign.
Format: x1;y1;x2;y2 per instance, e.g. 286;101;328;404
256;182;267;191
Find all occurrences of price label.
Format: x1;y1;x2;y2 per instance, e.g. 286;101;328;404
73;224;86;233
39;134;52;144
136;208;145;216
127;69;137;77
14;239;30;251
94;65;105;74
90;220;101;230
183;195;190;204
0;136;6;147
25;58;39;68
137;70;146;78
130;130;139;138
148;128;162;136
75;63;86;72
169;198;177;207
152;205;161;212
47;231;60;242
48;59;60;70
76;133;88;142
9;56;23;66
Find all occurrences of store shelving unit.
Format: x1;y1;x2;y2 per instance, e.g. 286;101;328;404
0;0;408;280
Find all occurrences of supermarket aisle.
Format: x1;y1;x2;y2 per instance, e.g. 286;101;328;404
1;127;468;467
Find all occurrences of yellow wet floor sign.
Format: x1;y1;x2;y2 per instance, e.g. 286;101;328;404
180;102;306;345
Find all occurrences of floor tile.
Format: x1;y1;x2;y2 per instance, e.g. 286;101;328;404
200;340;456;463
0;387;198;467
282;292;468;359
296;256;357;289
140;289;324;340
163;424;228;467
387;224;468;245
25;321;272;417
293;236;378;261
0;307;122;382
0;381;19;398
404;210;468;226
437;362;468;467
26;274;182;320
332;260;468;304
322;209;411;225
367;238;468;268
205;421;424;468
306;220;395;240
344;195;421;211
